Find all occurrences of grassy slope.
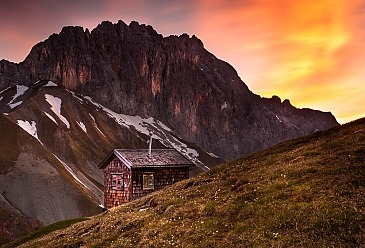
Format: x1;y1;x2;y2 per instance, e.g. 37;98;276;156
2;218;87;248
18;118;365;247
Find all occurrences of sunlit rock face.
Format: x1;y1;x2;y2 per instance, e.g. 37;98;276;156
0;20;339;160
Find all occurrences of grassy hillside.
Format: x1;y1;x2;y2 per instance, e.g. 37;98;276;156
17;118;365;247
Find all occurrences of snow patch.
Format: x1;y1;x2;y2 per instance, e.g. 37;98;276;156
17;120;42;144
68;89;84;103
89;113;95;122
44;81;57;87
275;115;282;123
53;154;91;191
44;112;57;124
143;117;172;132
89;113;106;137
207;151;219;158
0;86;11;95
0;96;3;101
77;121;87;133
7;85;29;109
8;101;22;109
11;85;28;101
45;94;70;129
85;96;210;171
221;101;228;111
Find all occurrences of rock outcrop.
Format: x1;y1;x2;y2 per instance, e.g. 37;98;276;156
0;20;339;160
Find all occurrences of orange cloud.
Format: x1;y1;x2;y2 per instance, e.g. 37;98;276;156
192;0;365;123
1;0;364;123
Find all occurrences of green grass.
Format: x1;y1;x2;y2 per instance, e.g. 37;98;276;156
16;118;365;247
2;218;88;248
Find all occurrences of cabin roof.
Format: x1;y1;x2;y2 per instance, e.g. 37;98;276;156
98;149;194;169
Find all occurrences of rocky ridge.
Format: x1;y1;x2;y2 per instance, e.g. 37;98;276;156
0;20;339;160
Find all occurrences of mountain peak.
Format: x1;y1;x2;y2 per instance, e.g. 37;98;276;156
60;25;85;35
0;20;339;160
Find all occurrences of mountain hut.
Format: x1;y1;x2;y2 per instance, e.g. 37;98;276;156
98;149;194;208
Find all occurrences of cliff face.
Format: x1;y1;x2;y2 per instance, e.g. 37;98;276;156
0;20;339;160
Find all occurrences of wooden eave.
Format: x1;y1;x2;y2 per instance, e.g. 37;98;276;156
98;150;116;169
99;149;195;170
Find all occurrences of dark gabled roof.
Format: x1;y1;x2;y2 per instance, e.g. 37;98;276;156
98;149;194;169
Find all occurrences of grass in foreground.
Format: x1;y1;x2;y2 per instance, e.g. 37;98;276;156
17;118;365;247
2;218;87;248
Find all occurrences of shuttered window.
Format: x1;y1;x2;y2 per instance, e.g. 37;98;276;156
143;173;154;190
111;174;123;190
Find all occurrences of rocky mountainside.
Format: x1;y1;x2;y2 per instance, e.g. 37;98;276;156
0;20;339;161
0;81;221;244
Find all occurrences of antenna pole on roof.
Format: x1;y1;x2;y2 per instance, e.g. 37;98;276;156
148;130;153;157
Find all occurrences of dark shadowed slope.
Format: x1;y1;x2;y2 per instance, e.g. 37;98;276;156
0;205;42;246
17;117;365;247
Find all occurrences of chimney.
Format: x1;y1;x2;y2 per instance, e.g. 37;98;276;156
148;130;153;157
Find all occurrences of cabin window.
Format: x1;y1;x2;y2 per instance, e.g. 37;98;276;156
143;173;154;190
111;174;123;190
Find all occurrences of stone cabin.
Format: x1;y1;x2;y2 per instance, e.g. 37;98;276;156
98;149;194;209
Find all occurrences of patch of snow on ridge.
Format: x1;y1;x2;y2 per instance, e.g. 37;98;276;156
0;86;11;95
144;117;172;132
221;101;228;111
17;120;42;144
44;112;57;124
45;94;70;129
12;85;28;100
89;113;95;122
8;101;22;109
207;151;219;158
44;81;57;87
89;113;105;137
53;154;90;191
84;96;210;171
68;89;85;104
77;121;87;133
7;85;29;109
275;115;282;123
0;96;3;101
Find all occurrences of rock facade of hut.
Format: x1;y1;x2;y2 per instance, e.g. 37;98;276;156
99;149;194;208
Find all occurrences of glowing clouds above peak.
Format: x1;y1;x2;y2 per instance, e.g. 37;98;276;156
194;0;364;124
0;0;364;123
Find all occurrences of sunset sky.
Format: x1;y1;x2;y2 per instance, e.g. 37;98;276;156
1;0;364;124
